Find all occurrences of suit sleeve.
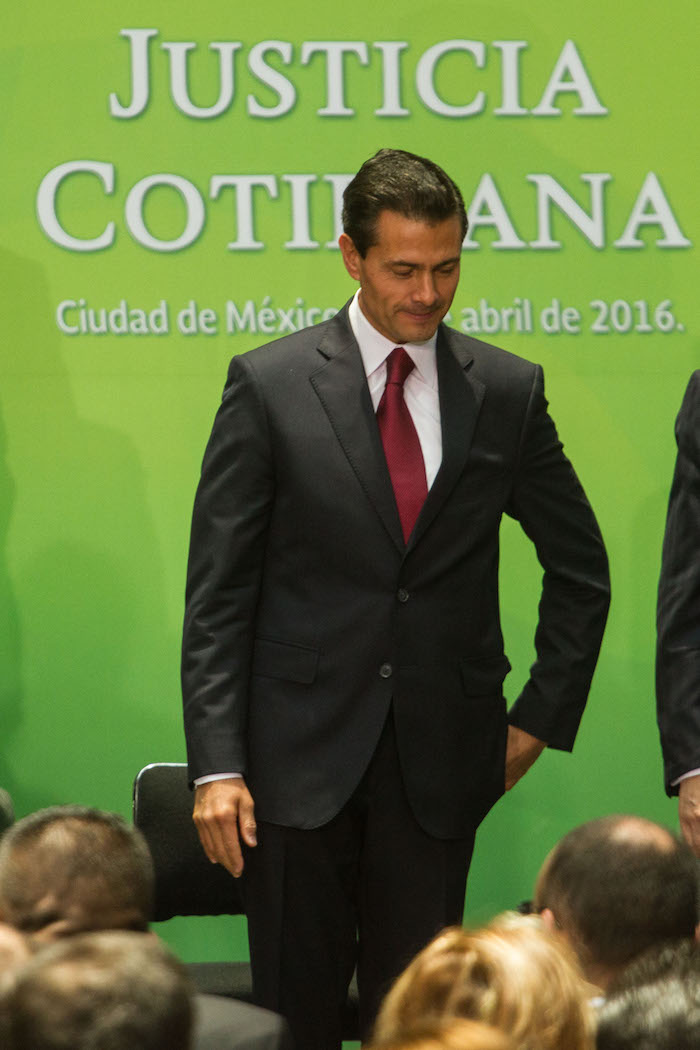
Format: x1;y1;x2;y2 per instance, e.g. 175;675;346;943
656;371;700;795
181;355;274;784
504;365;610;750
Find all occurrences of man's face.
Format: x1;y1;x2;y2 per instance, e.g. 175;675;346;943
339;209;463;345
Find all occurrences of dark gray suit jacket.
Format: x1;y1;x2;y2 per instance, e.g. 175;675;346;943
194;995;292;1050
182;303;610;838
657;370;700;794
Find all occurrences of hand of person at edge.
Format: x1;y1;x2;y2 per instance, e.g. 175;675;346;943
678;774;700;858
193;777;257;878
505;724;546;791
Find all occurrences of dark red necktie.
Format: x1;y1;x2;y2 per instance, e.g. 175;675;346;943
376;347;428;543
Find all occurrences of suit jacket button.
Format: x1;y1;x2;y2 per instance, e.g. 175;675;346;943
379;663;393;679
397;588;410;603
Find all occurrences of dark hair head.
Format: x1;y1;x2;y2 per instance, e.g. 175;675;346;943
3;929;193;1050
534;816;698;973
596;941;700;1050
0;806;154;937
342;149;468;257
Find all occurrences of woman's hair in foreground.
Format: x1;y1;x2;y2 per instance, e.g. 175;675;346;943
368;1016;515;1050
372;913;593;1050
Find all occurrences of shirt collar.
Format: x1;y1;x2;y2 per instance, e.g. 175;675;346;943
348;290;438;388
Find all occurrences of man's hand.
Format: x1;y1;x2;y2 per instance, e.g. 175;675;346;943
505;725;546;791
678;774;700;857
193;778;257;878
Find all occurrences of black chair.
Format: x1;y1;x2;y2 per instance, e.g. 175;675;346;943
133;762;360;1035
0;789;14;835
133;762;253;1000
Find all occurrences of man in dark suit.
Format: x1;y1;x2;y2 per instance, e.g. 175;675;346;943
657;370;700;857
182;149;610;1049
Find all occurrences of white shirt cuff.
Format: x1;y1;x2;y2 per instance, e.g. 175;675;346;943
193;772;243;787
672;768;700;786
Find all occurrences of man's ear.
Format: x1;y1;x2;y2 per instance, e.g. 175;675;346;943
539;907;558;933
338;233;361;281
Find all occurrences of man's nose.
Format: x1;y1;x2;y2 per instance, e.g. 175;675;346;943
413;271;438;303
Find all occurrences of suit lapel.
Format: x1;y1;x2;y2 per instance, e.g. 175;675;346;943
309;308;405;552
309;309;485;554
408;328;485;549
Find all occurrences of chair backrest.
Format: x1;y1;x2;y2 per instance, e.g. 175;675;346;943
133;763;245;922
0;789;14;835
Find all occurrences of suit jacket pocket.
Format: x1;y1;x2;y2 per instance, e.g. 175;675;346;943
251;637;319;684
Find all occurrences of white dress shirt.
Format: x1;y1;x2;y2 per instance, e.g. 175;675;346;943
349;290;442;487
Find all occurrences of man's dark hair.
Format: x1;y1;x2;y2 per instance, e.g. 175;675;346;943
596;940;700;1050
342;148;468;257
534;815;698;973
3;929;193;1050
0;806;154;935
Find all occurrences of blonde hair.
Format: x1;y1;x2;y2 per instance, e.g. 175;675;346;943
373;914;593;1050
368;1017;514;1050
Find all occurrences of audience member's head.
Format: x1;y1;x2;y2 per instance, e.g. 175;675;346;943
2;929;193;1050
533;815;698;990
0;806;154;942
369;1016;515;1050
596;940;700;1050
373;914;593;1050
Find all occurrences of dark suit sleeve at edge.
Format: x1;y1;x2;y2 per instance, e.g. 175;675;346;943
504;366;610;751
656;371;700;795
181;356;274;784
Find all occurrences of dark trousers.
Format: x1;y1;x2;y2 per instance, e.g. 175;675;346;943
241;711;474;1050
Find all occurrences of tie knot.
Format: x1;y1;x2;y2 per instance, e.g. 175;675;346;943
385;346;415;388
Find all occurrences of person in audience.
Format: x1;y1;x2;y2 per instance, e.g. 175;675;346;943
0;806;152;941
596;940;700;1050
532;814;698;993
0;806;293;1050
2;929;193;1050
368;1016;515;1050
372;913;593;1050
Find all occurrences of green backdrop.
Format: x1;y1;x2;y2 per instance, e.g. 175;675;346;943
2;1;698;966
